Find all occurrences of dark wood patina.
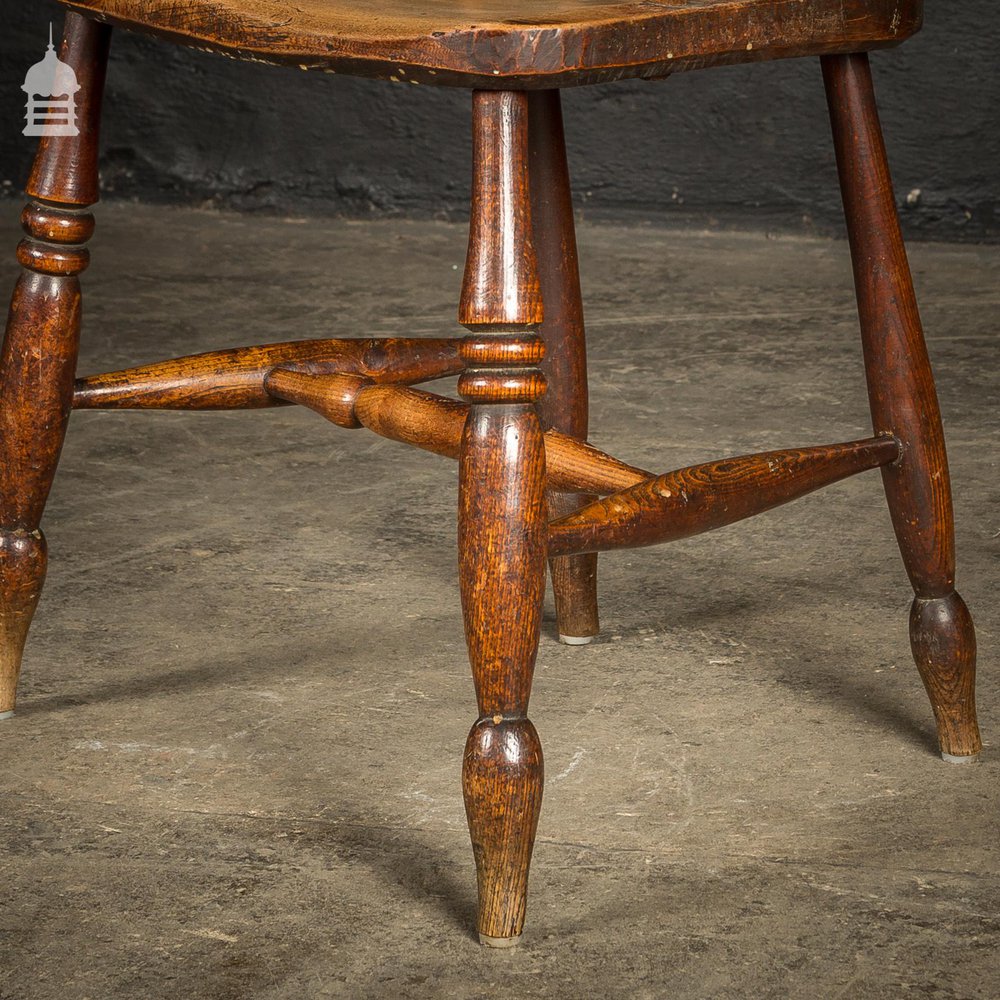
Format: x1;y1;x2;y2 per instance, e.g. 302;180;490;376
3;0;978;953
59;0;920;87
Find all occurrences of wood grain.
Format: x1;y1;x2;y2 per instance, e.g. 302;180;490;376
263;370;651;494
528;89;599;641
910;594;979;760
463;717;543;946
0;0;965;959
0;13;111;714
459;399;547;944
460;92;542;328
459;90;546;945
0;532;47;715
58;0;921;89
548;437;899;557
824;52;980;759
27;14;111;206
74;338;463;410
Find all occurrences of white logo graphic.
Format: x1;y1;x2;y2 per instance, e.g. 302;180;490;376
22;25;81;137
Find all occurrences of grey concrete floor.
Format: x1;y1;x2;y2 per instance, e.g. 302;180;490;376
0;203;998;1000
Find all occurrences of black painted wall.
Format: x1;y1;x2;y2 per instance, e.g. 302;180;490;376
2;2;998;241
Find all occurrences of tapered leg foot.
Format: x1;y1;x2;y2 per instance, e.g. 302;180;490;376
910;594;980;761
463;718;543;943
551;525;599;644
0;530;47;715
479;933;522;949
549;496;599;644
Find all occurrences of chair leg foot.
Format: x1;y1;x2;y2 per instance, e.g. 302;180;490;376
910;594;981;760
0;530;47;715
559;633;595;647
941;753;979;765
549;509;599;644
463;718;543;943
479;933;523;949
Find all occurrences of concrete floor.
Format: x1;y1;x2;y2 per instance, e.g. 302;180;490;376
0;203;997;999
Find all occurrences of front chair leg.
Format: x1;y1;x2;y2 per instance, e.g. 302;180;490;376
458;91;548;946
527;90;599;644
823;53;981;761
0;14;111;716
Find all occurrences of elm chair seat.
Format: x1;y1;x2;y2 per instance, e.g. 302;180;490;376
2;0;979;956
60;0;920;85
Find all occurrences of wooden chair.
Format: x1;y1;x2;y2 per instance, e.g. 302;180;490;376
2;0;980;947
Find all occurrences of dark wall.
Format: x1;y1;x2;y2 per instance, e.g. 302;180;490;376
2;2;998;240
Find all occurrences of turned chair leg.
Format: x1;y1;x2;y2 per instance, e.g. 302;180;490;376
527;90;599;644
0;14;112;718
823;53;981;762
458;91;548;946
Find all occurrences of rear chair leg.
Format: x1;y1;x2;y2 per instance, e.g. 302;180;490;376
0;14;111;717
823;53;981;762
459;91;548;946
527;90;599;645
